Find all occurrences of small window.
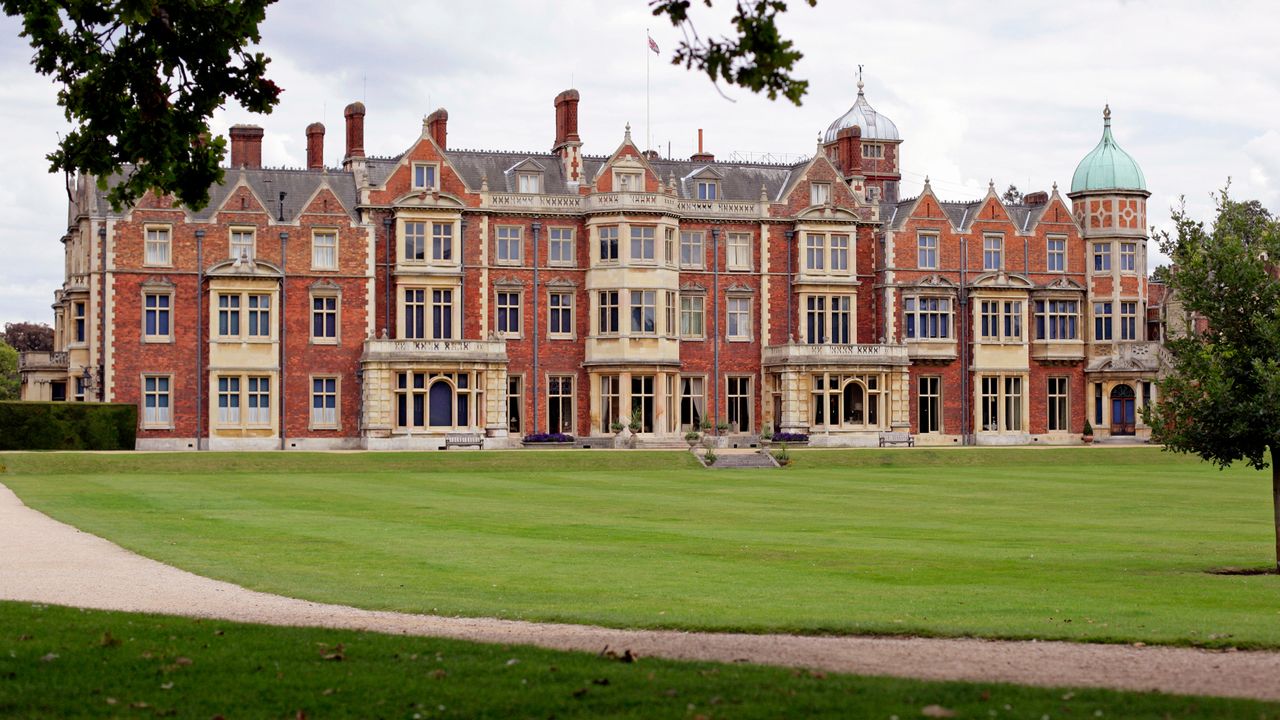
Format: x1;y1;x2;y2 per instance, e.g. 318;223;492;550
726;232;751;270
727;297;751;340
615;171;643;191
312;231;338;270
1093;242;1112;272
246;376;271;426
431;222;453;262
1120;242;1137;272
142;375;172;428
695;180;718;200
680;231;704;268
862;144;884;159
311;295;338;343
918;234;938;270
1120;301;1138;340
412;163;438;190
403;288;426;339
810;182;831;206
517;172;541;194
145;226;171;266
217;376;241;424
247;294;271;337
143;292;171;342
664;227;675;265
496;291;521;337
630;226;655;262
1094;302;1113;341
548;292;573;338
216;294;241;337
1046;237;1066;272
598;226;619;262
73;301;86;343
549;227;574;266
680;294;704;339
311;377;339;429
507;375;523;435
664;291;677;336
629;290;656;335
403;221;427;262
496;226;522;265
983;236;1003;271
597;290;619;334
805;233;825;271
830;234;850;273
230;228;255;260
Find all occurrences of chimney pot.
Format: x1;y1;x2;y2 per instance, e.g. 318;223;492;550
305;122;325;170
343;101;366;159
426;108;448;150
689;128;715;162
228;124;264;169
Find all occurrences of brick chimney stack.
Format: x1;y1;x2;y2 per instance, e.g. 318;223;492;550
690;128;714;163
553;89;580;150
343;101;366;160
228;125;264;169
1023;191;1049;206
834;126;862;176
306;122;325;170
426;108;448;149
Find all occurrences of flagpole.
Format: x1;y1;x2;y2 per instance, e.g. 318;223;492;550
646;28;651;153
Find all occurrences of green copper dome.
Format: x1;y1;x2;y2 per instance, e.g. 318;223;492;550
1070;105;1146;193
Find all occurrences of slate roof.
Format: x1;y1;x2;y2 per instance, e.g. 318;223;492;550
91;166;359;221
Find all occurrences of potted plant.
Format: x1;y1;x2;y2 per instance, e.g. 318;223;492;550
609;419;625;434
772;442;791;467
684;430;702;448
628;408;643;434
1082;419;1095;444
715;421;730;435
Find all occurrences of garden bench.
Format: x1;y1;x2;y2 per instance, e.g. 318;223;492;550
444;432;484;449
878;431;914;447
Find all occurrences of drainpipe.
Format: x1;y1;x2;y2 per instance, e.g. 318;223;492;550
784;229;795;342
279;231;288;451
97;224;106;401
195;229;205;450
382;217;392;336
712;226;721;432
959;235;970;445
531;220;542;433
459;217;468;339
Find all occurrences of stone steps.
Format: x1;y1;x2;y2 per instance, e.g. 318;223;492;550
708;452;778;469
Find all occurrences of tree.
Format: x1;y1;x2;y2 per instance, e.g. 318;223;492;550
651;0;817;105
1001;184;1023;205
0;342;18;401
2;0;281;211
1145;190;1280;572
3;322;54;352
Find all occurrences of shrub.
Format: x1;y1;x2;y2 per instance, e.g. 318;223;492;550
522;433;574;443
771;432;809;443
0;401;136;450
1082;419;1094;436
772;443;791;466
684;430;702;443
703;449;717;466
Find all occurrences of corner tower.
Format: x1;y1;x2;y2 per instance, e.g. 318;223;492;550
821;73;902;203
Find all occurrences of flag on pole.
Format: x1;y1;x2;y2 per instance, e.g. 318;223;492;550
648;34;659;54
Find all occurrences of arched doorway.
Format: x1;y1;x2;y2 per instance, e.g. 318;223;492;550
428;379;455;427
1110;384;1136;436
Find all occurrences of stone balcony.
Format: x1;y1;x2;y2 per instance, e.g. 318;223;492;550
763;342;910;368
360;338;508;365
481;191;766;220
1087;340;1165;373
906;339;959;362
1030;339;1086;363
18;351;69;372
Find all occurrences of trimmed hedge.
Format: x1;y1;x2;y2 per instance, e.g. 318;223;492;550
0;401;137;451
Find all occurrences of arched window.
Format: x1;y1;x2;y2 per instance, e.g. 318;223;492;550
1110;384;1135;399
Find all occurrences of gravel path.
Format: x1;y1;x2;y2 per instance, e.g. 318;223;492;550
3;483;1278;702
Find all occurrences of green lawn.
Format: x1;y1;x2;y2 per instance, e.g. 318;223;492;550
2;448;1277;647
3;602;1276;719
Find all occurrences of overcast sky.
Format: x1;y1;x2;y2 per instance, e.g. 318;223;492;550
1;0;1277;327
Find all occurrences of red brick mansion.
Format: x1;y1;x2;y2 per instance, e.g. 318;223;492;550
19;80;1165;449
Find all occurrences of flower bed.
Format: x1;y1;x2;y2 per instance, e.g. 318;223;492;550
522;433;575;444
770;432;809;443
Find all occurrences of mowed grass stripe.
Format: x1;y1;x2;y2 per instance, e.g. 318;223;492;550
2;448;1276;645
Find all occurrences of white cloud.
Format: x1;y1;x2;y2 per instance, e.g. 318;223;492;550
2;0;1278;324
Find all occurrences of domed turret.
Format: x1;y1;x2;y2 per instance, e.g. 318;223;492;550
1070;105;1145;193
823;77;899;143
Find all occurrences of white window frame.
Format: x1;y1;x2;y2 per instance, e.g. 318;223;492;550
517;172;542;194
695;179;718;200
311;230;338;271
629;289;657;335
495;226;523;265
1046;236;1066;273
614;170;643;192
978;299;1023;342
903;295;952;340
1093;242;1112;272
403;221;427;263
1047;376;1069;432
143;290;173;343
1034;299;1079;341
310;375;340;430
680;231;704;269
982;235;1003;271
412;162;439;190
548;227;575;266
810;182;831;206
918;375;941;434
246;376;272;427
726;296;751;341
680;294;705;339
598;225;619;262
979;374;1024;433
597;290;619;335
726;232;751;271
862;143;884;159
141;374;173;429
829;234;850;273
216;375;241;425
1119;242;1137;272
630;225;656;263
144;225;172;267
310;292;339;345
917;233;938;270
548;291;574;339
230;227;256;261
805;233;825;271
495;290;522;338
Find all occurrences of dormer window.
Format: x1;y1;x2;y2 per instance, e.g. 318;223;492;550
810;182;831;206
866;186;881;202
615;171;643;192
517;172;541;194
862;144;884;159
412;163;438;190
695;180;718;200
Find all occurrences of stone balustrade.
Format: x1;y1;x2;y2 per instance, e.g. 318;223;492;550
361;338;508;364
763;342;910;367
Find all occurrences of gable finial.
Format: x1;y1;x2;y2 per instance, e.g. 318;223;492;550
988;178;995;192
924;175;931;189
1052;181;1059;193
624;122;632;143
857;64;864;94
